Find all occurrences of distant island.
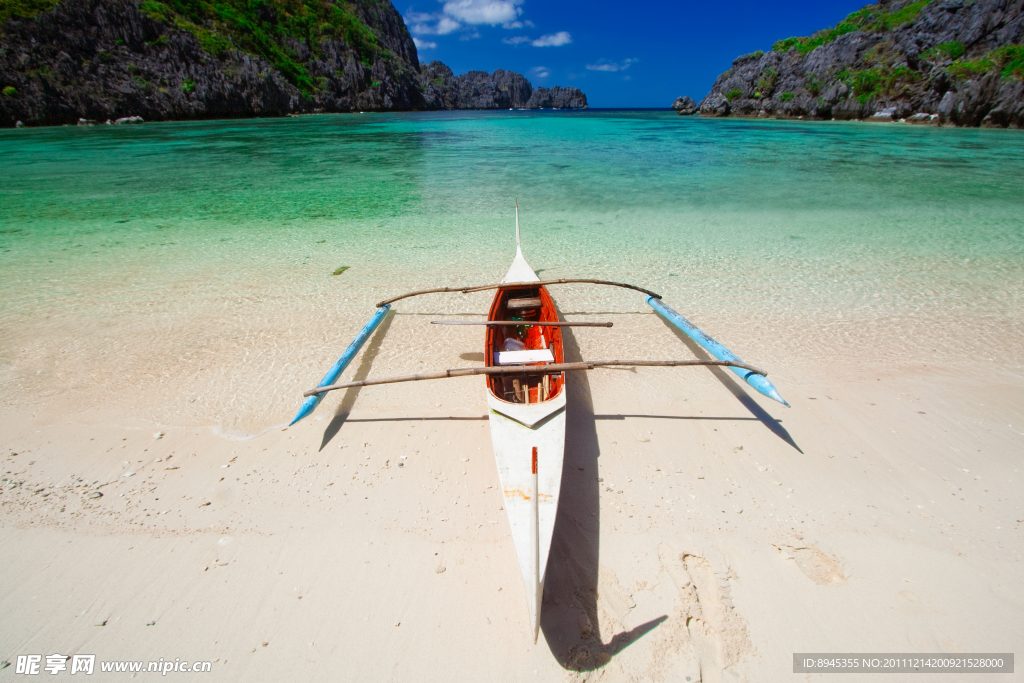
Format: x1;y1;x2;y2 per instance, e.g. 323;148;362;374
686;0;1022;128
0;0;587;127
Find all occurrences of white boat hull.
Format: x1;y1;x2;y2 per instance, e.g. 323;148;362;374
486;203;567;641
487;390;565;640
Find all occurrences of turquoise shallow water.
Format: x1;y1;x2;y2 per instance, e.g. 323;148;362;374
2;111;1023;428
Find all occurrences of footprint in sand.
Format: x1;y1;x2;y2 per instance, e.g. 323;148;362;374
683;553;750;682
686;616;725;683
773;542;846;585
645;548;752;682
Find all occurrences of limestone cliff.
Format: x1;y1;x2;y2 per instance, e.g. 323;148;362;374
697;0;1024;127
0;0;586;126
419;61;587;110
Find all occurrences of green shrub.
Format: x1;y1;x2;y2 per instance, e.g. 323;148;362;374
805;73;822;95
2;85;17;96
128;0;384;97
174;18;232;56
948;57;994;80
935;41;965;59
139;0;172;22
756;66;778;93
991;44;1024;80
779;91;795;102
772;0;937;56
850;68;883;101
370;80;381;87
0;0;59;23
944;44;1024;81
839;65;920;102
181;78;196;92
724;88;742;101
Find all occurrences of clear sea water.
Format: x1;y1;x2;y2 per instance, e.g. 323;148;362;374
2;111;1023;430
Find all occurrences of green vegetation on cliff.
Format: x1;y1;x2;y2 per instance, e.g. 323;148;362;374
834;65;920;103
138;0;386;95
3;0;387;96
945;44;1024;81
772;0;936;55
1;0;58;23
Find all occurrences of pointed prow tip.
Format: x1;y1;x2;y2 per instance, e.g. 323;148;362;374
515;199;521;249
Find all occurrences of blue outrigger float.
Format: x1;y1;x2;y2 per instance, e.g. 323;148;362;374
290;206;788;640
291;288;789;428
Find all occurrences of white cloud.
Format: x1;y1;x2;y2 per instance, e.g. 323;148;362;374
436;16;462;34
531;31;571;47
405;2;551;44
413;37;438;49
585;58;639;72
529;66;550;79
407;13;462;35
442;0;523;25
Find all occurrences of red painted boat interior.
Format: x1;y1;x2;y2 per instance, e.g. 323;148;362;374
485;285;564;404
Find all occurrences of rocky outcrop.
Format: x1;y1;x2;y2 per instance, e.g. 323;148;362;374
699;93;730;117
449;68;533;109
0;0;587;126
527;85;588;109
697;0;1024;128
671;95;697;114
417;61;587;110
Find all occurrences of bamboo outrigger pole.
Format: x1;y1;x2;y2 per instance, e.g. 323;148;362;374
376;279;660;308
304;359;767;397
431;320;613;327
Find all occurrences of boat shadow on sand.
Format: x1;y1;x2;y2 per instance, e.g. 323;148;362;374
313;307;794;669
655;316;802;453
541;317;800;670
318;309;397;451
540;325;667;670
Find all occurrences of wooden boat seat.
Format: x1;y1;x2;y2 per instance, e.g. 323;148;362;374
494;349;555;365
506;297;542;310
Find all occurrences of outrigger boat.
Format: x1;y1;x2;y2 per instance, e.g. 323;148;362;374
291;204;788;642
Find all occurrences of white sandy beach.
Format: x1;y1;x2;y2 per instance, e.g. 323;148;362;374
1;290;1022;681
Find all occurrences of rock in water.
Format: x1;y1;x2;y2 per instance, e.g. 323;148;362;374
698;93;731;117
866;107;896;122
671;96;697;115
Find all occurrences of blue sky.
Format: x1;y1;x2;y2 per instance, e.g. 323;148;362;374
402;0;870;107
